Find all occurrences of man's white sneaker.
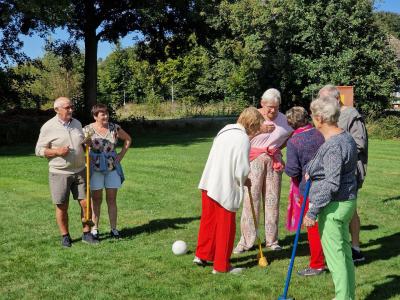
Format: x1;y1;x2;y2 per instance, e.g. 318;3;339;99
212;267;244;275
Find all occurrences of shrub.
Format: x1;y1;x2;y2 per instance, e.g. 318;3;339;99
367;115;400;140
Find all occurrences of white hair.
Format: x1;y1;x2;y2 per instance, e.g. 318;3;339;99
318;84;340;100
310;96;340;124
261;88;281;105
54;97;71;109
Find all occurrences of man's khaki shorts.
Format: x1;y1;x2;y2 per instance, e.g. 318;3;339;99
49;170;86;204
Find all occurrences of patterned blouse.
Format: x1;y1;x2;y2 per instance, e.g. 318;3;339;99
84;123;120;172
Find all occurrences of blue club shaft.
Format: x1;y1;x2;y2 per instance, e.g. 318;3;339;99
279;180;312;300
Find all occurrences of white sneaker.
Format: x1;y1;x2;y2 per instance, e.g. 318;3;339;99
193;256;207;266
212;267;245;275
269;244;282;251
233;245;246;254
91;228;99;239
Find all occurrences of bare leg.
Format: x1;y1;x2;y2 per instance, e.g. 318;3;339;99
91;190;103;230
56;202;69;235
349;210;360;248
79;199;91;232
105;188;118;230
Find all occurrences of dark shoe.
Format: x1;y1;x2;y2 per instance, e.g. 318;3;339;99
110;229;120;239
82;232;99;244
352;248;365;262
297;267;326;276
91;229;99;240
61;234;72;248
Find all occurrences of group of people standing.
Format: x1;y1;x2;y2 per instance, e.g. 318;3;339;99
194;85;368;300
35;86;367;299
35;97;131;247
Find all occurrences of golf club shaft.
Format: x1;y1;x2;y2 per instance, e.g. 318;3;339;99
86;145;90;220
281;180;311;299
248;189;264;259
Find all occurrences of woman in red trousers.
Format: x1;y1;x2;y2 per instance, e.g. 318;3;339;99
193;107;265;274
285;106;326;276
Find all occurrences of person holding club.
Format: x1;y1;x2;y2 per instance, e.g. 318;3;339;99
193;107;265;274
35;97;98;247
85;104;131;240
284;106;326;276
234;88;293;254
303;96;358;300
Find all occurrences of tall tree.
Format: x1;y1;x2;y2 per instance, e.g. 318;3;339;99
1;0;215;112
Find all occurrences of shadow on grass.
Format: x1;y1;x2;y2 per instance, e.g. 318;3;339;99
364;275;400;300
382;195;400;203
133;129;216;149
0;128;217;157
0;144;36;156
231;237;311;269
359;232;400;266
118;216;200;240
360;224;379;230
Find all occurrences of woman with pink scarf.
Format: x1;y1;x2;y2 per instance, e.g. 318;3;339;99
284;107;326;276
234;88;293;253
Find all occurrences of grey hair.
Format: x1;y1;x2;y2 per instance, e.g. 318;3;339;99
318;84;340;100
261;88;281;105
54;97;71;109
286;106;309;130
310;96;340;125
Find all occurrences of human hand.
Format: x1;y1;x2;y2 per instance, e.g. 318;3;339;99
56;146;70;157
114;154;122;164
82;137;92;146
303;215;315;227
305;173;310;181
261;122;275;133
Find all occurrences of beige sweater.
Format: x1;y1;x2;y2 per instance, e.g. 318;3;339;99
35;116;86;174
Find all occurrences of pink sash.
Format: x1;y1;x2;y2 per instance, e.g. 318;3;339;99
286;124;313;231
249;147;284;172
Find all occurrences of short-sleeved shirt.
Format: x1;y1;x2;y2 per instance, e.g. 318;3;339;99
85;123;120;172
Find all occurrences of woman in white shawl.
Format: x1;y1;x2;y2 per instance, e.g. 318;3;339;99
193;107;265;274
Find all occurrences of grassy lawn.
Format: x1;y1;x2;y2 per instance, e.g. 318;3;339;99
0;129;399;300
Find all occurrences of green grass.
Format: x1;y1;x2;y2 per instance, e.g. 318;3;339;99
0;130;399;300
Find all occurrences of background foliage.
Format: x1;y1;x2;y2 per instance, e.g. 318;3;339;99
1;0;400;117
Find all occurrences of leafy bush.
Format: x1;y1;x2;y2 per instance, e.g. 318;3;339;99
115;99;249;121
367;115;400;139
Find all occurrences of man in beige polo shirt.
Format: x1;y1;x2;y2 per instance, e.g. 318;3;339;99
36;97;98;247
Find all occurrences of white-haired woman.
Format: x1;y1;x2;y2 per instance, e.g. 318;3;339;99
303;96;358;300
234;88;293;253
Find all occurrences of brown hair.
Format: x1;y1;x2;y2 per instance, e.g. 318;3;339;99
91;104;108;117
237;107;265;136
286;106;309;130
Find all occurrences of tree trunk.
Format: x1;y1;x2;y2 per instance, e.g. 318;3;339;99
83;0;98;114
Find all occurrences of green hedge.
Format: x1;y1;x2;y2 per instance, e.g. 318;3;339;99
367;115;400;140
0;109;234;146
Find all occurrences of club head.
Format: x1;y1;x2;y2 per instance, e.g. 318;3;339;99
258;256;268;268
277;296;295;300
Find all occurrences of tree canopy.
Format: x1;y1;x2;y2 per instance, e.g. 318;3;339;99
1;0;399;115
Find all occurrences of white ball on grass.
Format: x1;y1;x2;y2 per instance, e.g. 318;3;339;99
172;240;188;255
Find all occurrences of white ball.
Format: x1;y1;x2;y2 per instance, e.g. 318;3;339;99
172;240;188;255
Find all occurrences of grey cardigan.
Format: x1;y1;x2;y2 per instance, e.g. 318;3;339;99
306;131;358;220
